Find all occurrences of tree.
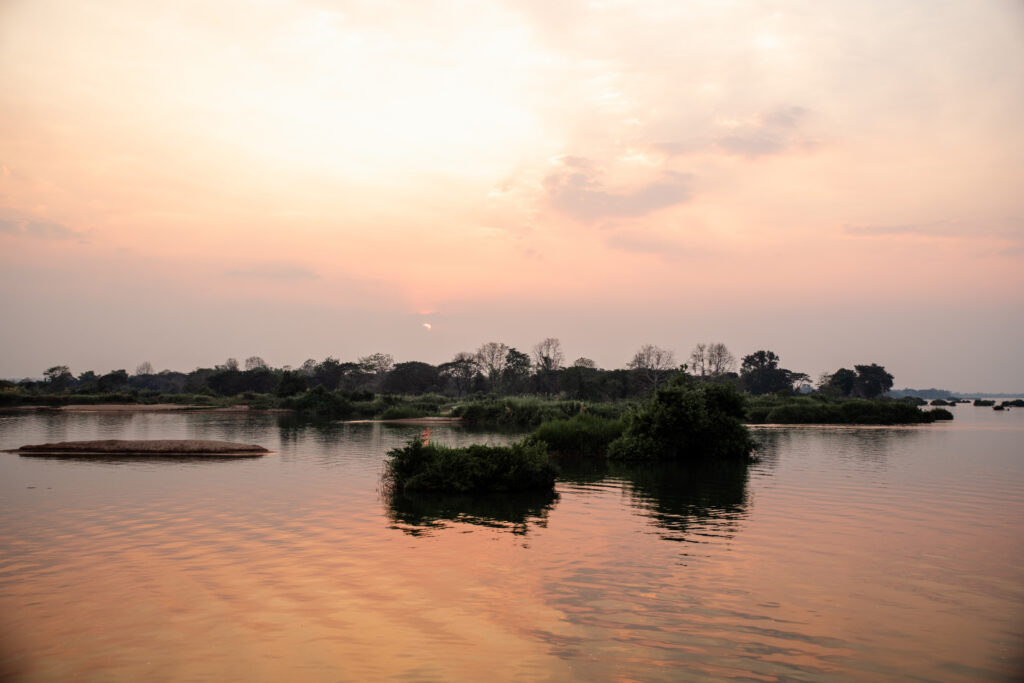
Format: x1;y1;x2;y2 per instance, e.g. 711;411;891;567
439;352;478;396
853;364;894;399
313;357;345;390
383;361;440;394
358;353;394;390
819;368;856;397
532;338;564;394
707;343;736;377
135;361;153;376
572;357;596;369
276;370;308;397
475;342;509;391
244;356;268;371
739;350;795;395
97;369;130;393
222;358;240;371
628;344;676;392
358;352;394;376
43;365;73;389
501;348;531;394
689;343;708;377
607;374;755;461
531;338;564;373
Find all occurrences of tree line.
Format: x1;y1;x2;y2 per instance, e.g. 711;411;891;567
9;338;894;402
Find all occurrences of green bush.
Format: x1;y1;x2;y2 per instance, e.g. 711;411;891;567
280;386;353;418
528;413;625;456
452;397;631;428
380;405;431;420
745;396;948;425
927;408;954;420
382;439;557;493
608;377;755;461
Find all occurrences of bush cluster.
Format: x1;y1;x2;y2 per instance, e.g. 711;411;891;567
607;378;756;461
382;439;557;493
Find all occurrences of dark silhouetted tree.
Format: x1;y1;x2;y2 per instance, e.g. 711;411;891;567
628;344;676;392
853;364;894;399
44;365;73;389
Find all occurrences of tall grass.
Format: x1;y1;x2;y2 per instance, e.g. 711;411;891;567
528;413;625;456
451;397;631;428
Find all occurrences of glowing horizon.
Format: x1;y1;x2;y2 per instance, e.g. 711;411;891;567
1;0;1022;391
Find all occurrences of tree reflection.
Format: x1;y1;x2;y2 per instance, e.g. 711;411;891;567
615;458;751;542
385;488;558;536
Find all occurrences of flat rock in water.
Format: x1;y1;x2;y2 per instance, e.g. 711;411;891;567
8;439;269;457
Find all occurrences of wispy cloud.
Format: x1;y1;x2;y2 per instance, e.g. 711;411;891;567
654;106;818;159
0;218;88;241
605;229;712;262
543;156;693;223
225;263;319;280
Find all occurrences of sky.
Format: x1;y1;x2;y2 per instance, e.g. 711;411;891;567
1;0;1022;392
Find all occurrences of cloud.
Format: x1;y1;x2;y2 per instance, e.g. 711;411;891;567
0;218;87;241
843;222;956;237
843;218;1024;247
655;106;817;159
543;158;693;223
225;263;319;279
605;229;712;261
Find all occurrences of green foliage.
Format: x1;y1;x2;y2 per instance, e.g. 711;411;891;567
382;438;557;493
451;397;630;428
528;413;625;456
852;363;894;398
739;350;795;395
745;396;946;424
380;405;431;420
607;377;755;461
276;370;308;397
973;399;995;406
280;386;353;418
927;408;954;420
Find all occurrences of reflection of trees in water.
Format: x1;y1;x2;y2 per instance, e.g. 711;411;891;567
617;459;751;542
554;457;752;543
385;489;559;537
751;425;922;471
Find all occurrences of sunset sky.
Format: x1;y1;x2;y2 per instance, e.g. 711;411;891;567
1;0;1022;391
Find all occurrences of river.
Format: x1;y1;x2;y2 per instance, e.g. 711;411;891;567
1;405;1022;681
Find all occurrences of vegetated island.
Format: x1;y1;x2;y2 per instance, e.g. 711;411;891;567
6;439;269;457
384;375;755;494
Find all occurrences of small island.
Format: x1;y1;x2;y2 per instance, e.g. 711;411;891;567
7;439;269;457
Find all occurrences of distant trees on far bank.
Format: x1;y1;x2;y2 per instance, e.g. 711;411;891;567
6;340;900;405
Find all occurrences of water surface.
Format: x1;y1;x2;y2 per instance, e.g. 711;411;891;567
1;406;1022;681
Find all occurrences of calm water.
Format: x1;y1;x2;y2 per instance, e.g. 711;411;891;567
1;406;1022;682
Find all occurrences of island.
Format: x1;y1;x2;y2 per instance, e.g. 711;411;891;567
6;439;269;457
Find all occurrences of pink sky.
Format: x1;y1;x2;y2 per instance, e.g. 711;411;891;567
2;0;1022;391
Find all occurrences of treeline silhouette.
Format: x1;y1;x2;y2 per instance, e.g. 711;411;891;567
4;340;899;404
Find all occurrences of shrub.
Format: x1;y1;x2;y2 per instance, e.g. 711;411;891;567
380;405;431;420
382;438;557;493
927;408;954;420
608;377;755;461
451;397;631;428
529;413;625;456
280;386;353;418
